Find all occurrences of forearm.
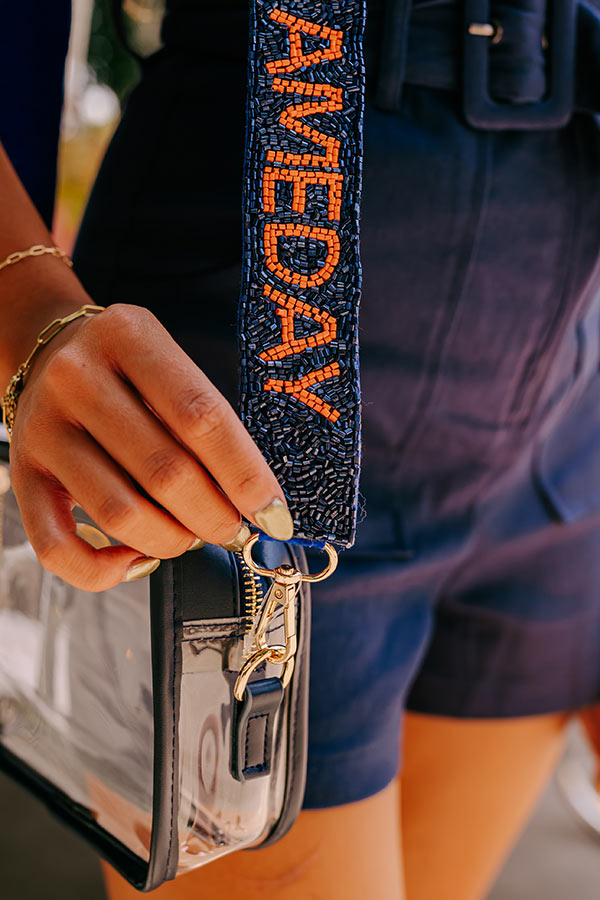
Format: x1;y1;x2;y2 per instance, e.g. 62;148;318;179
0;142;92;387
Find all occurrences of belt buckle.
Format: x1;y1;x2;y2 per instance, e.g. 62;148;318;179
463;0;575;130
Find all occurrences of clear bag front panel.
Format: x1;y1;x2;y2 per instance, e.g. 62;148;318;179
0;456;288;874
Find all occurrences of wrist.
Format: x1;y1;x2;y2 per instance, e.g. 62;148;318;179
2;303;105;439
0;256;93;388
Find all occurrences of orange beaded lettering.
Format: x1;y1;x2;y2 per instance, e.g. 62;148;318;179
240;1;365;541
264;363;341;423
262;167;343;221
265;8;343;74
255;6;348;424
263;222;341;289
266;78;342;168
259;283;337;361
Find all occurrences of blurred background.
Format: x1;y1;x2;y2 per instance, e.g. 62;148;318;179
1;1;600;898
54;0;163;251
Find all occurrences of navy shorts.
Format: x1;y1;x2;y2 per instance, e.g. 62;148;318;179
74;0;600;809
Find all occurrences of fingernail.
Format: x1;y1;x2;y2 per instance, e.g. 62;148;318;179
125;557;161;582
255;498;294;541
76;523;111;550
188;536;206;551
221;523;251;552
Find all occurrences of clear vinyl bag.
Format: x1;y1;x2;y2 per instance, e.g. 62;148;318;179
0;0;368;885
0;437;312;890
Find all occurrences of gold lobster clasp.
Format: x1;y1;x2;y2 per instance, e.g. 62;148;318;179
233;534;338;702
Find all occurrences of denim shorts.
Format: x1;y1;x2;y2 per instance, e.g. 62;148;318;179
74;1;600;808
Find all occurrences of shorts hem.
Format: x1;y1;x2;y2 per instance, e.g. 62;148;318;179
406;670;600;719
302;738;400;809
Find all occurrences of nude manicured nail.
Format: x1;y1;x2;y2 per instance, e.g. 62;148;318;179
188;536;206;551
76;523;112;550
125;557;161;582
221;524;251;552
255;498;294;541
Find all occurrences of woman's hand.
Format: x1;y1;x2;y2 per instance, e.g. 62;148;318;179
8;303;293;591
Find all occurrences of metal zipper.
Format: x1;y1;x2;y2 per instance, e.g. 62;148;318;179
235;551;265;632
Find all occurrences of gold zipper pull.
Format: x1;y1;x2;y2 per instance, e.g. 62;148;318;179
233;534;338;702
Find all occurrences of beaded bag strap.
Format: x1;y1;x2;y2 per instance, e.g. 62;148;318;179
239;0;366;548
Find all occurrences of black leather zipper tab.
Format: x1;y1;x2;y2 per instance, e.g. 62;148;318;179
231;677;284;782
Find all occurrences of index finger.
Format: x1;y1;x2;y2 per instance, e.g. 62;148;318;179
100;305;294;541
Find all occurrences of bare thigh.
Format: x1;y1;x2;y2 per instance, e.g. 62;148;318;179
103;711;569;900
102;779;405;900
400;710;570;900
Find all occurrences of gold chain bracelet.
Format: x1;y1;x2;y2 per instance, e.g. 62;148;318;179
0;244;73;273
1;304;105;440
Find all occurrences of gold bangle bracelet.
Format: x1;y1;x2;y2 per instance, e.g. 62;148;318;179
0;244;73;273
1;304;105;440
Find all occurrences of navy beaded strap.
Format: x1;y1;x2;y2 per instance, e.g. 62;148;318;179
239;0;366;548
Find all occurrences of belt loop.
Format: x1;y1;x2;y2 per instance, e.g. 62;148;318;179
374;0;413;111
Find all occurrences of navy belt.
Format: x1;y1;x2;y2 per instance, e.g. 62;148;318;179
376;0;599;130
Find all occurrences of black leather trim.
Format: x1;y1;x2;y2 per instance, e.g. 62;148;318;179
0;435;151;890
0;746;149;889
0;446;311;888
172;539;311;846
257;544;311;847
0;525;186;893
172;542;242;621
232;677;284;781
144;557;183;889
